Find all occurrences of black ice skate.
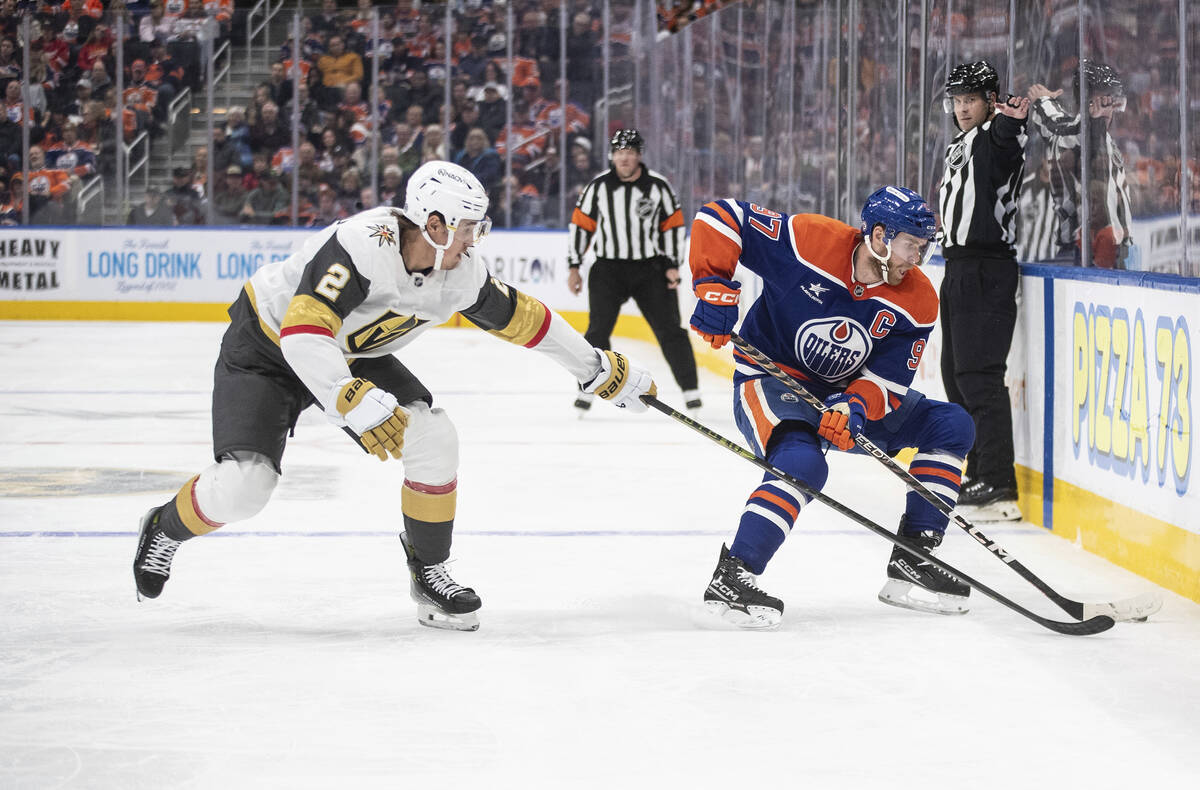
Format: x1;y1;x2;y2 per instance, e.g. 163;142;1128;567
878;521;970;615
133;506;183;601
957;480;1021;522
703;544;784;629
400;532;482;631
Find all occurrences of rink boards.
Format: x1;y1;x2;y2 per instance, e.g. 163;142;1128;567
0;225;1196;602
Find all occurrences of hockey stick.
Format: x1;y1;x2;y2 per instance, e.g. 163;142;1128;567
640;395;1112;635
729;333;1162;623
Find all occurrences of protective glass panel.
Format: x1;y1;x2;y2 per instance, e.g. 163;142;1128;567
1082;0;1180;271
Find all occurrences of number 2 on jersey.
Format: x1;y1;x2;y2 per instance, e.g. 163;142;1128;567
315;263;351;301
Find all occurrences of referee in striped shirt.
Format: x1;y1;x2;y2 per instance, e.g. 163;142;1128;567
567;129;700;413
937;61;1029;522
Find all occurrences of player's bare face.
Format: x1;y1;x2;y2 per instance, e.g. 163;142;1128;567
952;93;990;131
886;232;929;285
613;148;641;181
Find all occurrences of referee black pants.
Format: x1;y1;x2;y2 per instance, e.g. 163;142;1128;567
584;258;698;391
939;253;1019;491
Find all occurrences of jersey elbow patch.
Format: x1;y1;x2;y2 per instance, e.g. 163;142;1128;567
280;294;343;339
487;290;552;348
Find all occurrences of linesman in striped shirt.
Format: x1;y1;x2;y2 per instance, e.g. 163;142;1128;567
937;61;1028;522
566;128;701;413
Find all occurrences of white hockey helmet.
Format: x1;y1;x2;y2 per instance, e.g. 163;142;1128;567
402;161;491;269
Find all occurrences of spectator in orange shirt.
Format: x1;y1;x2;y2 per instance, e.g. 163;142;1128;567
317;35;363;89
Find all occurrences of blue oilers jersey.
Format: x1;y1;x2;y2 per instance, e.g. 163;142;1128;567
690;199;938;421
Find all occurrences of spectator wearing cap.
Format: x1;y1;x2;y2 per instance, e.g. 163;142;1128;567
240;168;289;224
213;165;248;223
129;185;174;225
317;35;363;90
457;35;490;84
450;99;483;156
167;166;205;224
477;82;507;144
65;79;93;117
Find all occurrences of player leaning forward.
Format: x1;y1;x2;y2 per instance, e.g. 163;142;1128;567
132;161;657;631
690;188;976;628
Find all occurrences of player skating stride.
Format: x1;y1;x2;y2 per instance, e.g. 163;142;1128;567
133;161;657;631
689;188;976;628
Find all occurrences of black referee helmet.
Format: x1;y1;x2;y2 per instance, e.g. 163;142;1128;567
943;61;1000;111
610;128;645;154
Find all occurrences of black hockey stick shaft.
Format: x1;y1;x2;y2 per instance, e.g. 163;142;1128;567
729;333;1117;622
640;394;1113;636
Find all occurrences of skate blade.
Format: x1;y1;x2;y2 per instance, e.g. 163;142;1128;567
958;500;1022;522
704;600;782;630
416;604;480;632
877;579;969;616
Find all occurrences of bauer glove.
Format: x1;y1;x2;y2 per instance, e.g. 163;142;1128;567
327;377;409;461
690;276;740;349
582;350;657;412
817;392;867;451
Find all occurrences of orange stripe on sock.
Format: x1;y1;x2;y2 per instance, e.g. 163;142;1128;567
750;490;800;521
909;466;962;485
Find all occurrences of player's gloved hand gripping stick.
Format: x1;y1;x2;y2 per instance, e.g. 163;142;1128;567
729;332;1162;624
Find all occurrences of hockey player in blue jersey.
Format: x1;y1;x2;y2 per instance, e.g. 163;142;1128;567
689;187;976;628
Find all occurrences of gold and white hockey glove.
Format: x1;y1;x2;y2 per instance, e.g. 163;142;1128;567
327;377;409;461
582;350;657;412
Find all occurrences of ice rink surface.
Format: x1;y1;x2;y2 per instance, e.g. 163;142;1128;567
2;321;1198;789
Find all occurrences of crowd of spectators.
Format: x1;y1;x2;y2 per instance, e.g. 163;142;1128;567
183;0;633;228
1;0;232;225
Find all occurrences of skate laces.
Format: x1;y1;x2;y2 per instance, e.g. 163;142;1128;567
421;561;470;598
140;532;181;576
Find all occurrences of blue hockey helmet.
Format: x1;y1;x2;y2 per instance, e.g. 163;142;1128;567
860;186;938;243
860;186;939;275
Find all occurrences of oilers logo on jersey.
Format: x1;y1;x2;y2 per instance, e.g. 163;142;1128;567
689;198;939;423
796;318;871;381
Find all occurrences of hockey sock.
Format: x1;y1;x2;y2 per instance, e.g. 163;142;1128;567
730;427;827;575
401;478;457;563
155;494;197;542
903;451;966;533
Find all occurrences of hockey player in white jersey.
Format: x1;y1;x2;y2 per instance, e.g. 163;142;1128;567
133;161;657;631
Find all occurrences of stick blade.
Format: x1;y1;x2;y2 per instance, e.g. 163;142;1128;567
1044;614;1116;636
1082;591;1164;623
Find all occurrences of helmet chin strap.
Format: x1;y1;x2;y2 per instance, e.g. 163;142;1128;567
865;237;892;281
420;227;454;270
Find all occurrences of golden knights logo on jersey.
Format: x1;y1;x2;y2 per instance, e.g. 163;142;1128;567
367;224;397;247
348;312;429;353
795;317;872;381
